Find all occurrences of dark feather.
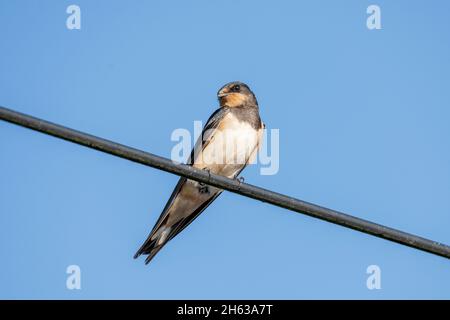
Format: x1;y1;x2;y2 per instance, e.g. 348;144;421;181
142;191;222;265
134;107;230;262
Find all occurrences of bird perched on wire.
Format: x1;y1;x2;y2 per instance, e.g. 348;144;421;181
134;81;264;264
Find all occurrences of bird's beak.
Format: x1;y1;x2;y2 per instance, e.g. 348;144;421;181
218;92;229;98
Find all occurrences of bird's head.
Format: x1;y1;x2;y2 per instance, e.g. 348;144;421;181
217;81;258;108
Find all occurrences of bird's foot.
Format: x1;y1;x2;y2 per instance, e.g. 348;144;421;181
198;185;210;194
236;176;245;190
198;167;211;194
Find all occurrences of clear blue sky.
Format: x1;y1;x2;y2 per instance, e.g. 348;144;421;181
1;0;449;299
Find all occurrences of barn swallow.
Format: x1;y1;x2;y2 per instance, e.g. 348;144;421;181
134;81;264;264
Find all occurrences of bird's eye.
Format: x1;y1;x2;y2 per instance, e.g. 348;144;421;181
231;84;241;92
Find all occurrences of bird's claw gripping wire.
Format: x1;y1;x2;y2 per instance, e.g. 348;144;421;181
236;176;245;191
198;167;211;194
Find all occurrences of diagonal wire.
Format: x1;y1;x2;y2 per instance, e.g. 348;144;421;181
1;106;449;259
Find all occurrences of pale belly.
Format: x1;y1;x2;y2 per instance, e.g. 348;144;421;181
193;115;260;178
165;113;261;223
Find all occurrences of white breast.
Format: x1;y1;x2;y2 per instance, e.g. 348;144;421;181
194;112;260;178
